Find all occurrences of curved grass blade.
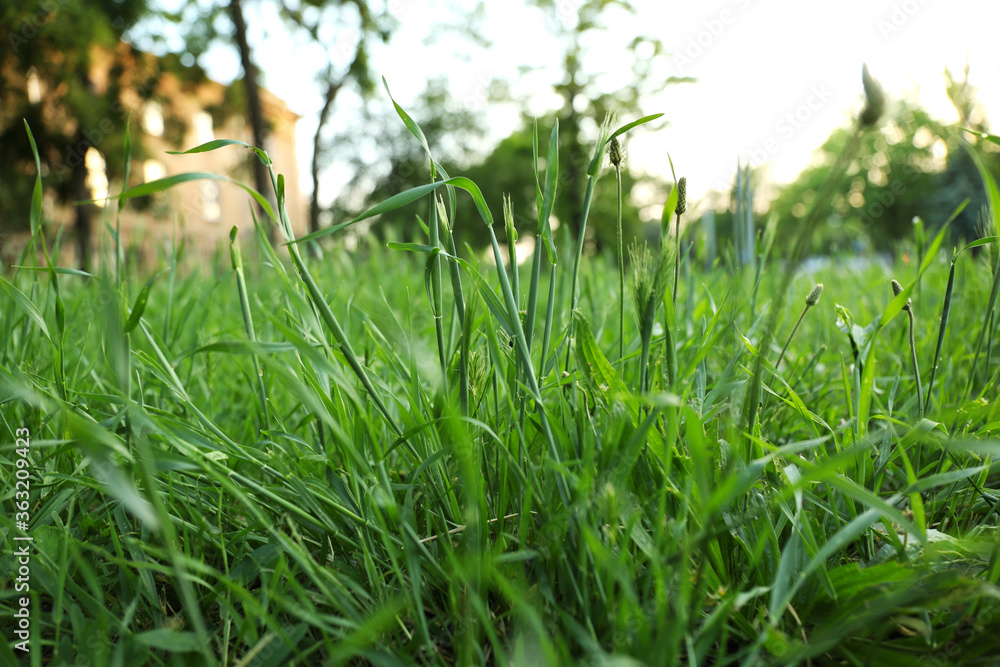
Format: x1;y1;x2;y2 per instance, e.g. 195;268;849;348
176;341;297;360
661;182;680;241
167;138;272;166
124;269;170;334
383;76;435;180
586;113;664;176
85;172;277;224
0;275;51;343
24;120;43;237
294;176;494;245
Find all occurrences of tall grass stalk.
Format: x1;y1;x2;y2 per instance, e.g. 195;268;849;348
564;112;663;373
486;223;572;509
539;262;557;384
983;211;1000;384
229;225;268;430
526;120;559;395
734;162;756;277
115;119;133;428
892;279;923;418
743;64;882;437
776;283;823;370
278;180;401;433
114;115;132;290
962;144;1000;399
750;213;780;318
922;200;971;408
565;115;614;374
429;181;449;399
672;176;686;308
23;121;68;402
966;258;1000;398
631;240;671;393
658;178;681;390
524;120;558;352
925;253;956;409
610;137;626;359
436;195;470;413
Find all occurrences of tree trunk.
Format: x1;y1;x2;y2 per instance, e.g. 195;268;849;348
558;42;586;242
229;0;274;240
309;77;342;243
73;128;92;272
562;83;584;241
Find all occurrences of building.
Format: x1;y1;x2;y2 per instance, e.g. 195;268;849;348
2;42;306;267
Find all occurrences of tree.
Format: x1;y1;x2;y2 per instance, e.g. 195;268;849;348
767;94;997;255
928;63;995;244
164;0;394;241
521;0;692;249
295;3;392;240
461;115;656;252
226;0;271;230
328;77;488;245
335;0;689;254
1;0;151;268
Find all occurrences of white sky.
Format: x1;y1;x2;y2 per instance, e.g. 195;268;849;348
144;0;1000;213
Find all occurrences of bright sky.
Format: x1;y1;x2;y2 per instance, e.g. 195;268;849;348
145;0;1000;214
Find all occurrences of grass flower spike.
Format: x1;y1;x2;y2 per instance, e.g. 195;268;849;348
610;137;626;359
776;282;823;369
860;64;886;128
806;282;824;307
631;239;672;392
673;176;687;306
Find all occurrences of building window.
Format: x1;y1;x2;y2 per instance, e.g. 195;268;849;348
143;101;164;137
26;68;41;104
85;148;109;207
202;181;221;222
194;111;214;144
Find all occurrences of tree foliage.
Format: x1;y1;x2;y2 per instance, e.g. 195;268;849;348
333;0;686;254
1;0;151;265
768;92;998;255
329;78;489;244
158;0;395;239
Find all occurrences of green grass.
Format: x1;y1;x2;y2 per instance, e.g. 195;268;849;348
2;97;1000;666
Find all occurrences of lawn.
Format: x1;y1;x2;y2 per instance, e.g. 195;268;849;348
2;86;1000;666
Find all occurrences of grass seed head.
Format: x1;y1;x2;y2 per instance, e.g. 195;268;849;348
503;194;517;242
891;279;912;312
860;64;886;128
435;195;451;232
630;242;655;317
591;112;617;174
676;177;687;216
608;137;625;168
806;283;824;307
468;350;489;402
652;238;673;302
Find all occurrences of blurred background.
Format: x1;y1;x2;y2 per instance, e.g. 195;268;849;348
2;0;999;270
